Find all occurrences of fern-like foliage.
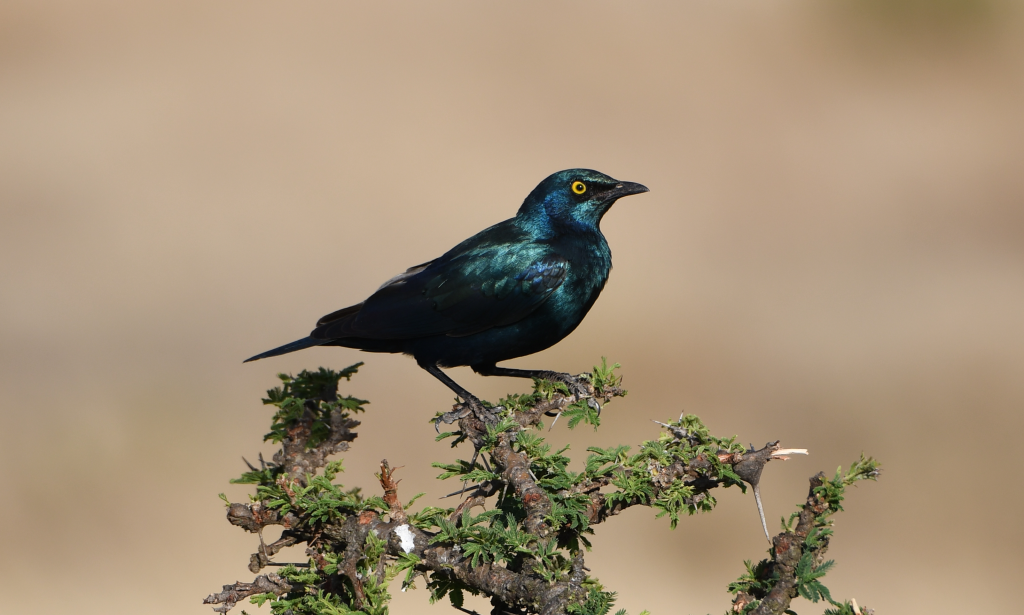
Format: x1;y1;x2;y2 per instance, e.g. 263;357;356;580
262;365;367;447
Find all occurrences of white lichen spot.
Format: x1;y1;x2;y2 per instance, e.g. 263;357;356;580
395;524;415;554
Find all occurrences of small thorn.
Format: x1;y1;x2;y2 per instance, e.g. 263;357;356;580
548;411;563;431
753;483;770;543
448;450;482;499
440;484;483;499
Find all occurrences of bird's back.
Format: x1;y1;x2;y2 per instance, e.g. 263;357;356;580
310;216;612;368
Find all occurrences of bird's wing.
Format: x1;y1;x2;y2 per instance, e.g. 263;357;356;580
311;245;568;340
314;261;435;327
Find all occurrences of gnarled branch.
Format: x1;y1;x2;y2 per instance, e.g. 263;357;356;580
206;364;873;615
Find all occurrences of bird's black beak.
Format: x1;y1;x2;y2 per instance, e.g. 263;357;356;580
601;181;650;201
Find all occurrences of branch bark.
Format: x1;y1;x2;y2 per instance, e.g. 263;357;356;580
748;472;830;615
206;370;844;615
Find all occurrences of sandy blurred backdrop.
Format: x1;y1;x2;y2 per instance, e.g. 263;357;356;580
2;1;1023;613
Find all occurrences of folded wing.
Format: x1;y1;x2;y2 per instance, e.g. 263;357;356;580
311;244;568;341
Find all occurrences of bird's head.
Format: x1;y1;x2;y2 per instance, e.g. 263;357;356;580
518;169;649;232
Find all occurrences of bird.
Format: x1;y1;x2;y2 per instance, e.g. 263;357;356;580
245;169;649;416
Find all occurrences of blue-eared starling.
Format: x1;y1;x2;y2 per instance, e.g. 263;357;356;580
245;169;649;412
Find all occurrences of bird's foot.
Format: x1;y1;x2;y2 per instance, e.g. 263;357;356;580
542;371;593;401
434;396;500;432
539;372;601;423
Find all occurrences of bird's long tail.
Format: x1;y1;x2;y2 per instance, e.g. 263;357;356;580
243;337;327;363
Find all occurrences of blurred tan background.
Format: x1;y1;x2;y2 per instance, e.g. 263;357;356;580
2;1;1022;613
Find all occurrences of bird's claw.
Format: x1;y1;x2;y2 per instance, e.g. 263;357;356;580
541;373;598;419
436;405;472;430
469;401;501;425
436;398;500;430
550;372;593;401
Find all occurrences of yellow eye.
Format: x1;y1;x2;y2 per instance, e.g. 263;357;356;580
571;181;587;195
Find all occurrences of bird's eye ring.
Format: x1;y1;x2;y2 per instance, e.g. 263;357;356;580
571;181;587;195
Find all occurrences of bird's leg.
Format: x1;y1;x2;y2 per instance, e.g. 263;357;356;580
420;361;497;426
473;364;591;401
420;361;484;406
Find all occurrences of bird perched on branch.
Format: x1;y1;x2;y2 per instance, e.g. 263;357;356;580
245;169;649;417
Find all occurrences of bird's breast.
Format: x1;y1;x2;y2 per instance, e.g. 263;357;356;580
542;240;611;331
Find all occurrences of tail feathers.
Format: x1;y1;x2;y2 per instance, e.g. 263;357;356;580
243;337;327;363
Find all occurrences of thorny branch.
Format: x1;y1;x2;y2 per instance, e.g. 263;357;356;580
751;473;834;615
205;365;874;615
205;573;292;614
730;471;877;615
